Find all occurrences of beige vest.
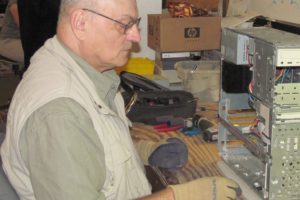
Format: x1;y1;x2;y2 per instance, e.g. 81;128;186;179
1;36;151;200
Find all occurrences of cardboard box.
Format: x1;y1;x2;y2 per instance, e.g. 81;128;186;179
148;14;221;52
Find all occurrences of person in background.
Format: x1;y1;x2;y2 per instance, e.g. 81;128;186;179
17;0;60;71
1;0;242;199
0;0;23;63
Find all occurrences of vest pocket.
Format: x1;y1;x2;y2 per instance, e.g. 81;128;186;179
110;141;131;165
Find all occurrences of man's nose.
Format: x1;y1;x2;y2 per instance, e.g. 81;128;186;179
126;25;141;42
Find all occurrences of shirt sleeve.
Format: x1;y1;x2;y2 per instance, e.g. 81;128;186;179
19;98;106;200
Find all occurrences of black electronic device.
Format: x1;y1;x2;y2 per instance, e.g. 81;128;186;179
222;61;252;93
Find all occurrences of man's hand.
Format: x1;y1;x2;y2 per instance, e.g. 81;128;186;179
169;176;242;200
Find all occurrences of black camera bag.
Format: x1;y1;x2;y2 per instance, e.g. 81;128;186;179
120;71;197;124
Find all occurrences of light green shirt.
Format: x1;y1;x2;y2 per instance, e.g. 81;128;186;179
19;42;120;200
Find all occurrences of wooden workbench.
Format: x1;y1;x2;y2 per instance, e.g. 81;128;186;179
130;102;222;188
132;102;248;200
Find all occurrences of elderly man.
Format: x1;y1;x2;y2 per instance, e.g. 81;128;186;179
1;0;241;199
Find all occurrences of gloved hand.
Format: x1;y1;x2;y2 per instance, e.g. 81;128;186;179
135;138;188;169
169;176;242;200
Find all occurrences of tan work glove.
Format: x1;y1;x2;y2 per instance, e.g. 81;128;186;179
135;138;188;169
169;176;242;200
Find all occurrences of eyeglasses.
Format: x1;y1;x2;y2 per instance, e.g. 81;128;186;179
82;8;141;34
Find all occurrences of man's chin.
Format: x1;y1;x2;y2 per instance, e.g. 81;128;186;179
114;62;127;68
116;57;130;67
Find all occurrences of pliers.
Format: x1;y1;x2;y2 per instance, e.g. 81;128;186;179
153;123;184;132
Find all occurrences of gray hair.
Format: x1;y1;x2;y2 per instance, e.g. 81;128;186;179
58;0;98;22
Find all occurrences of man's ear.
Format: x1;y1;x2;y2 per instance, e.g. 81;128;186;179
70;9;88;40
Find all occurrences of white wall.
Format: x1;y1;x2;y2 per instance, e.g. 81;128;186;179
131;0;162;60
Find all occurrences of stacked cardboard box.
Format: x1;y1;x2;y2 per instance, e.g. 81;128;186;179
148;14;221;52
147;12;221;90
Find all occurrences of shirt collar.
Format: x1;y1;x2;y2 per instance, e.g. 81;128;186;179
59;41;120;110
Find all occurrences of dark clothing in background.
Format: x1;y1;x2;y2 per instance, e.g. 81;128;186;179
17;0;60;71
